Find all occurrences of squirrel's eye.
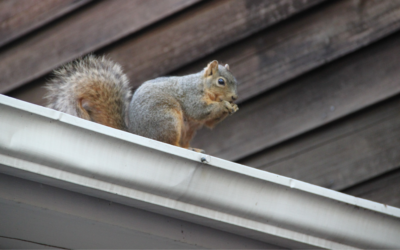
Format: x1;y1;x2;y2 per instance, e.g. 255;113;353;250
218;78;225;85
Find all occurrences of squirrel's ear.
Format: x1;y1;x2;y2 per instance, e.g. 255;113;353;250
225;64;230;70
204;60;219;77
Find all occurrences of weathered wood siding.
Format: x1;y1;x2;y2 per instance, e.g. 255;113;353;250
2;0;400;208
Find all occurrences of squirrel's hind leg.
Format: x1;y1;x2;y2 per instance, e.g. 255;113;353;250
180;121;204;153
156;108;184;148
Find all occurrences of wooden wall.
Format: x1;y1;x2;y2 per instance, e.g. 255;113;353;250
2;0;400;208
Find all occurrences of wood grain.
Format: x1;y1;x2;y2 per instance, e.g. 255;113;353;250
6;78;48;106
0;0;91;48
240;96;400;191
191;31;400;161
343;168;400;208
7;0;325;104
175;0;400;103
0;0;200;93
103;0;324;88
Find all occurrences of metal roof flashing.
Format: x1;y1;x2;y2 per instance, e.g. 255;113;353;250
1;94;400;249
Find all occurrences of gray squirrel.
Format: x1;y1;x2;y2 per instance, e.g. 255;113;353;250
46;55;238;152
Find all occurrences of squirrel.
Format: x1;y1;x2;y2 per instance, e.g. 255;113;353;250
45;55;239;152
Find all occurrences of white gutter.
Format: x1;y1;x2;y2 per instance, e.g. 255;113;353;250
0;94;399;249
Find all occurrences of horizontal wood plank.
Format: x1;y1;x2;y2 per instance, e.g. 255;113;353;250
6;78;47;106
103;0;324;87
174;0;400;103
0;0;200;93
0;0;91;48
191;31;400;161
239;96;400;191
6;0;325;105
343;168;400;208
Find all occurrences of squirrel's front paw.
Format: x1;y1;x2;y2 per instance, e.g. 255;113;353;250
223;101;234;114
224;101;238;115
231;103;239;114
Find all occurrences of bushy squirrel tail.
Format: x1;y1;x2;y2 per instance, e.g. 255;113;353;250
45;55;132;131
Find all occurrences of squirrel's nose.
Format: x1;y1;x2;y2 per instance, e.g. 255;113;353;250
231;95;238;101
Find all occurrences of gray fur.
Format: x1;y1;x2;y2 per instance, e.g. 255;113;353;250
45;55;131;117
128;64;238;143
46;56;237;148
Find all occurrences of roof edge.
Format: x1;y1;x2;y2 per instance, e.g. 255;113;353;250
1;94;399;249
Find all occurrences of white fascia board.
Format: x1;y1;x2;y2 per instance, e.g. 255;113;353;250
0;94;399;249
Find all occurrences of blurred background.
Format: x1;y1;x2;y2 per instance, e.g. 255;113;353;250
1;0;400;207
